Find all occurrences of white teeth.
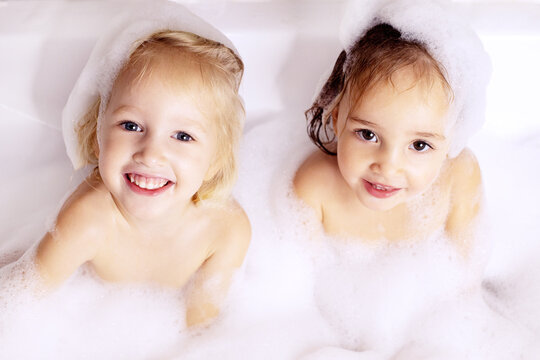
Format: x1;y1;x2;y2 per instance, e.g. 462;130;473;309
139;177;147;189
372;183;395;191
128;174;168;190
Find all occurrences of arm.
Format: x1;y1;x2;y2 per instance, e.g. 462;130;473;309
445;149;483;254
185;206;251;327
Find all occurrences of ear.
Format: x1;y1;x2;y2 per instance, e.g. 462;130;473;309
331;104;341;136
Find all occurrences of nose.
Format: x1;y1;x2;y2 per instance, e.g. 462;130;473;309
369;144;402;177
132;133;166;167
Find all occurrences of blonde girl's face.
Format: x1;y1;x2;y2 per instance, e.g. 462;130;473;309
333;68;451;212
97;57;219;221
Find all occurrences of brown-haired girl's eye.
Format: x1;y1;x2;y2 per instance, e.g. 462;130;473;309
410;140;432;152
357;129;378;142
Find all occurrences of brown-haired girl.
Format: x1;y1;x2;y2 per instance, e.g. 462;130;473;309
294;0;491;253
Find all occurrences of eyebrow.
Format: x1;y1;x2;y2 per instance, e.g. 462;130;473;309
112;105;138;115
348;116;378;128
414;131;446;141
348;116;446;141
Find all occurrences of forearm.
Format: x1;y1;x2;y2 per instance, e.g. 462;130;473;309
185;301;220;327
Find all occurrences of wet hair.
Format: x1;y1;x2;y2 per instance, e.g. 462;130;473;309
76;30;244;203
306;23;453;155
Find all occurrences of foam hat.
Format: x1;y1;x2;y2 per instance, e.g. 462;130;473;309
329;0;492;157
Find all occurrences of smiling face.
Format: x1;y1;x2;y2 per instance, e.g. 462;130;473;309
333;67;451;212
97;54;218;221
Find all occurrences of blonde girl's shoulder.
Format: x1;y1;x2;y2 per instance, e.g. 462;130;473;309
220;199;251;243
201;198;251;267
36;174;112;286
293;150;341;220
59;174;115;224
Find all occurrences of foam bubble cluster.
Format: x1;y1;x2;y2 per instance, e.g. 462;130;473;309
0;247;187;359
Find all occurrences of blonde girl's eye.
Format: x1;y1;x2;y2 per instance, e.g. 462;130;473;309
174;131;193;142
121;121;142;132
356;129;378;142
409;140;433;152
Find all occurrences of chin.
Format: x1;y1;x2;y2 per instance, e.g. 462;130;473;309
120;201;171;220
358;193;401;212
364;201;399;212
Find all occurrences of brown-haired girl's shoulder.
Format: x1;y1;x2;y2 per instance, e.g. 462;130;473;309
444;148;483;250
293;150;341;221
447;148;482;190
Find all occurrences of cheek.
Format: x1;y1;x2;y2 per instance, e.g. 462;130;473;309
173;146;214;177
97;132;130;173
408;157;446;192
97;136;115;163
336;143;365;184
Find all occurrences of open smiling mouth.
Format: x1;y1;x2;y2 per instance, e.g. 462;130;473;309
363;179;402;199
124;173;174;196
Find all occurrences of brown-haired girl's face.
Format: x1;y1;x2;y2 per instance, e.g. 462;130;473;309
96;56;219;220
332;67;451;211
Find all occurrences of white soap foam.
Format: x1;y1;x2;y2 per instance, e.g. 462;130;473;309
0;247;186;359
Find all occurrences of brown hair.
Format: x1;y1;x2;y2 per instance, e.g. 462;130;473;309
76;30;244;202
306;23;452;155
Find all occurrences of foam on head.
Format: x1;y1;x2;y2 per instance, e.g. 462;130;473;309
344;23;453;111
310;0;491;157
62;0;242;170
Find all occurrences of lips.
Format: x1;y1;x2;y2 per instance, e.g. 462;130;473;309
363;179;401;199
124;173;173;196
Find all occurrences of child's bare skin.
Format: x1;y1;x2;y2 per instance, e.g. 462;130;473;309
37;174;249;323
295;67;481;252
35;32;250;327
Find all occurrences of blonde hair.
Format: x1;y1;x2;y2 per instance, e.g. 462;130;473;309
307;23;453;155
76;30;244;202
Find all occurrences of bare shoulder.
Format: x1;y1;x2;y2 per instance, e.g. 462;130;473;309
293;150;341;219
444;149;483;251
218;199;251;242
56;176;113;235
446;148;482;194
204;199;251;265
36;175;113;286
